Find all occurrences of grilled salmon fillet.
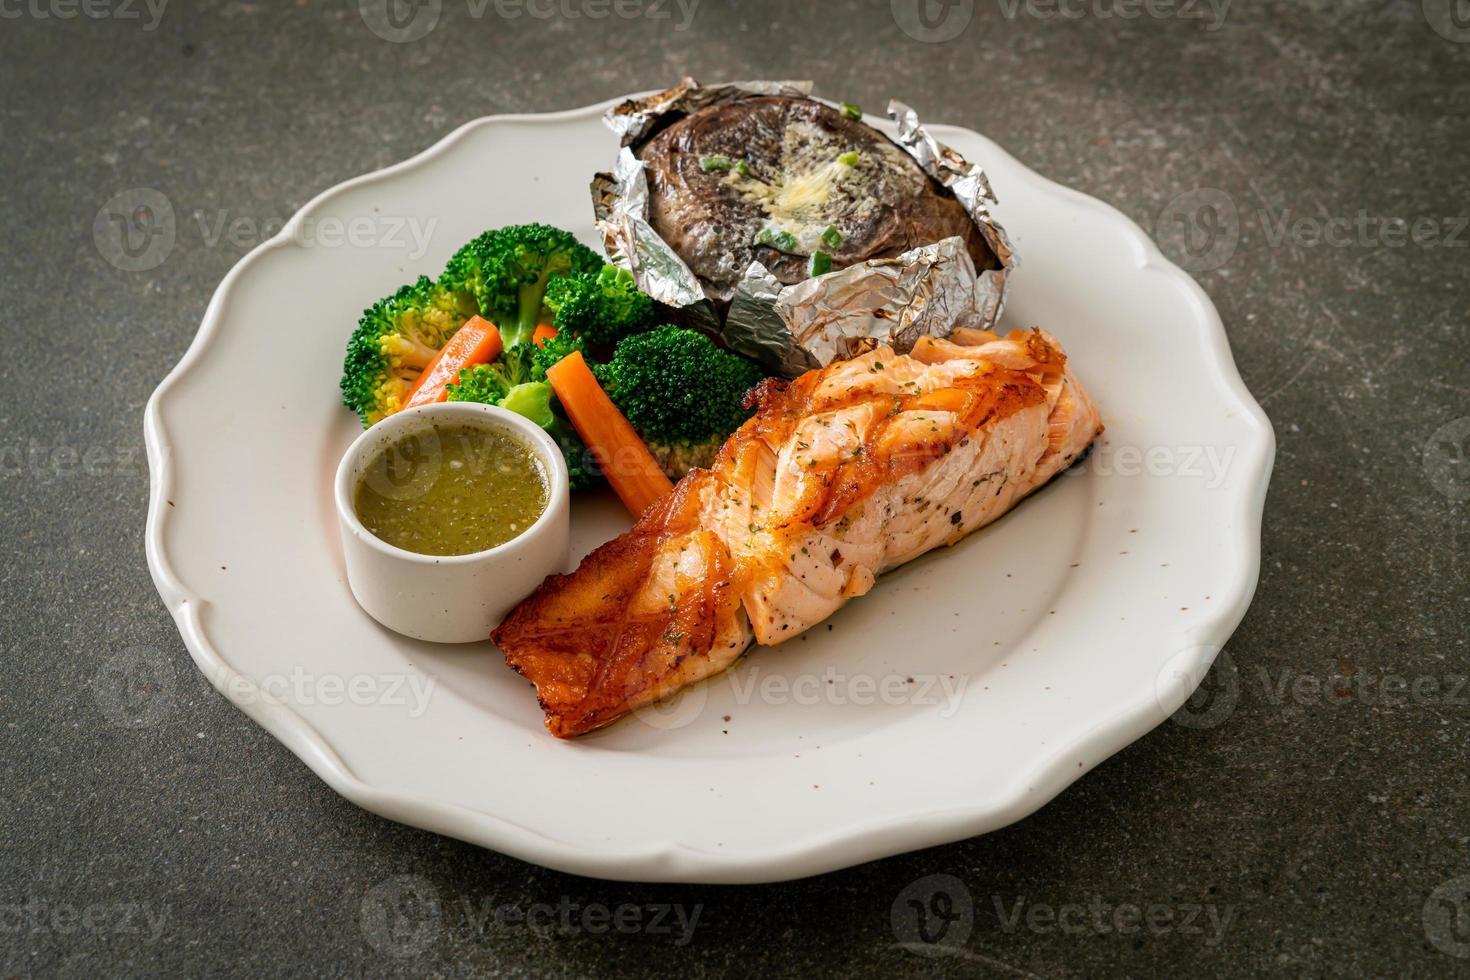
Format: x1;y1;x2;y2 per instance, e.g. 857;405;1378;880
492;328;1102;737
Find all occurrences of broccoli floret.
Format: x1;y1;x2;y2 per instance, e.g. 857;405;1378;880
442;361;509;406
499;382;553;429
597;326;766;479
531;331;586;382
441;223;602;349
543;265;655;347
446;349;600;491
340;275;478;427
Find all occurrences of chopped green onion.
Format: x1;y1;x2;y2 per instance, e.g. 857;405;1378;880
837;151;860;167
755;227;801;253
808;251;833;276
839;102;862;120
700;155;734;173
733;159;750;176
820;224;844;249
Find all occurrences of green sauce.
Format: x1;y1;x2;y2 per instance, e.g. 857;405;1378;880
354;422;548;556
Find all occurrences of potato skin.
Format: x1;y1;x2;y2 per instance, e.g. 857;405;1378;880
637;96;996;306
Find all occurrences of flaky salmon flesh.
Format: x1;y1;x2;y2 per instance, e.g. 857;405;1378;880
492;328;1103;738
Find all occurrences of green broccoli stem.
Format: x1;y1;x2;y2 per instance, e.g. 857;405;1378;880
510;278;549;348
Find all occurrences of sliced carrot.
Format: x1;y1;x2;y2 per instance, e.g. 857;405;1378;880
404;316;503;409
532;323;558;348
546;351;673;516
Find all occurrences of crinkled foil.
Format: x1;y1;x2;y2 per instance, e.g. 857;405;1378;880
768;237;986;376
592;78;1017;377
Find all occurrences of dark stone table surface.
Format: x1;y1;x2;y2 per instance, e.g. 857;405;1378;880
3;1;1467;976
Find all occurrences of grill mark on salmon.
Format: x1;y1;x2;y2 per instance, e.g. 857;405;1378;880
493;328;1102;737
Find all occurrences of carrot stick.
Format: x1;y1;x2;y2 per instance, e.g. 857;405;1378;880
532;323;558;348
404;316;503;409
546;351;673;516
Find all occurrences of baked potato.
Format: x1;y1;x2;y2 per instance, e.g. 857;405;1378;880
636;95;997;305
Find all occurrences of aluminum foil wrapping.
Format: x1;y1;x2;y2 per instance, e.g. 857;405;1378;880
592;78;1017;378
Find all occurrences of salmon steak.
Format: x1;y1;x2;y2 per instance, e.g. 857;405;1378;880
492;328;1103;737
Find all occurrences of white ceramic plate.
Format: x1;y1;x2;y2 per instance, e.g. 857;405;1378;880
145;97;1273;883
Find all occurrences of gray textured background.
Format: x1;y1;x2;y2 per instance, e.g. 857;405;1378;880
4;0;1469;976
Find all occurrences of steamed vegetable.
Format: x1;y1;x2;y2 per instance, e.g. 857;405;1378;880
546;351;673;517
530;330;586;383
446;343;598;491
595;326;765;479
440;223;602;349
339;276;478;426
543;265;656;348
404;316;503;409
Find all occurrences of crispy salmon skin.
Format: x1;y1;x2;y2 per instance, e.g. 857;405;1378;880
492;328;1102;737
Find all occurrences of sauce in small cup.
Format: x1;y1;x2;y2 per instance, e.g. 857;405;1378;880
334;402;570;643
